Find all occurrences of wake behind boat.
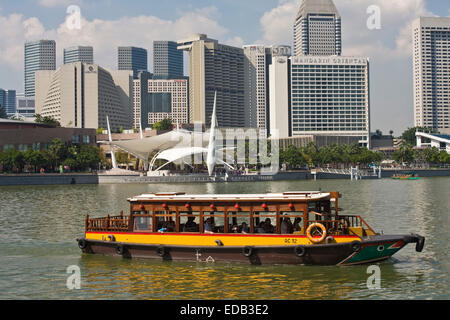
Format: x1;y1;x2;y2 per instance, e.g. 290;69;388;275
77;191;425;266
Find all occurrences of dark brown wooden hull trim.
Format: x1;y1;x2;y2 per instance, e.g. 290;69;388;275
76;234;424;266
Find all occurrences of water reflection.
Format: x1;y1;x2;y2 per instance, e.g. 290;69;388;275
0;178;449;299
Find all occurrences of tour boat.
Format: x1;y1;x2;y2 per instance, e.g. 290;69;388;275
77;191;425;266
393;173;420;180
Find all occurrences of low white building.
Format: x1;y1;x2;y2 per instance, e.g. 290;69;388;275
416;132;450;153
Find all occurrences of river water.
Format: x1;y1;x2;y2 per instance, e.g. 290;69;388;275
0;178;449;300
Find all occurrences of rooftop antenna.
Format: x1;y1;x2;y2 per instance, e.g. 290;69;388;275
107;115;118;169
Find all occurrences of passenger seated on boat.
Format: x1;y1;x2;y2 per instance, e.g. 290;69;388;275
231;225;239;233
183;217;198;232
167;220;175;232
240;222;249;234
263;218;275;233
256;222;266;233
204;218;214;234
281;217;293;234
293;218;302;232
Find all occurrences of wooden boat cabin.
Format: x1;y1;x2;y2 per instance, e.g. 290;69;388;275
79;191;424;265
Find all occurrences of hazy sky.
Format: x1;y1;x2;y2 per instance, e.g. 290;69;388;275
0;0;449;134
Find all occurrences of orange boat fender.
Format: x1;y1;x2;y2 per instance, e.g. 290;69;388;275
306;223;327;244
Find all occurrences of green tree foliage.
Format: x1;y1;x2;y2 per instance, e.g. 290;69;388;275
153;118;173;131
401;127;434;146
0;138;103;173
392;145;416;164
280;143;384;169
34;114;61;127
0;105;7;119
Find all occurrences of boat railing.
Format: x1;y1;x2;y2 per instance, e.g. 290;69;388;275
307;215;375;237
85;213;130;232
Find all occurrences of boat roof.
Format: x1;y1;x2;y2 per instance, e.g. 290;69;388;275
128;191;331;202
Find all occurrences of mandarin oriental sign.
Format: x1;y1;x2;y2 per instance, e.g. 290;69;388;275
291;56;368;65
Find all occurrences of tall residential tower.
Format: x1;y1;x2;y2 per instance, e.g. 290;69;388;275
293;0;342;56
24;40;56;97
118;46;148;78
413;17;450;134
64;46;94;64
153;41;184;78
178;34;245;127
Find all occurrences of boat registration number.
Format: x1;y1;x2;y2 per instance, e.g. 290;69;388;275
284;238;298;244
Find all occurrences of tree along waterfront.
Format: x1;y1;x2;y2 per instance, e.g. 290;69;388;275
280;142;450;170
0;138;106;174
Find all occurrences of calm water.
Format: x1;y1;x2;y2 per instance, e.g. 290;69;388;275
0;178;449;300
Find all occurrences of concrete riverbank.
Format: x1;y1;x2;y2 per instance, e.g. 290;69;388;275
1;169;450;186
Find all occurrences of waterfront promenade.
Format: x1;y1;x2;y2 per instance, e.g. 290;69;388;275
1;169;450;186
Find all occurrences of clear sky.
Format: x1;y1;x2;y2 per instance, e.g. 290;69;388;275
0;0;449;134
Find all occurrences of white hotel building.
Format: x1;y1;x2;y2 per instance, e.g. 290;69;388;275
290;56;370;147
412;17;450;134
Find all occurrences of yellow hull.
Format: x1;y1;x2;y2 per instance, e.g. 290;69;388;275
86;231;361;247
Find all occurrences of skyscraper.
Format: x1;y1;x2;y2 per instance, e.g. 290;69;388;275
178;34;245;127
293;0;341;56
64;46;94;64
35;62;133;130
118;46;148;78
412;17;450;134
153;41;184;78
290;56;371;147
0;89;16;115
243;45;272;129
24;40;56;97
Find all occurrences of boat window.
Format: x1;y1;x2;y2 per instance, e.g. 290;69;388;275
280;211;304;234
203;211;225;234
179;212;200;232
253;211;276;234
227;211;250;234
154;211;176;232
134;215;152;231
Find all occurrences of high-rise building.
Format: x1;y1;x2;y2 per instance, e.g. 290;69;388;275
269;48;292;139
64;46;94;64
293;0;341;56
244;45;292;131
178;34;245;127
35;62;133;130
153;41;184;78
118;46;148;78
132;71;153;129
243;45;271;129
147;78;189;127
412;17;450;134
290;56;371;147
0;89;16;115
24;40;56;97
